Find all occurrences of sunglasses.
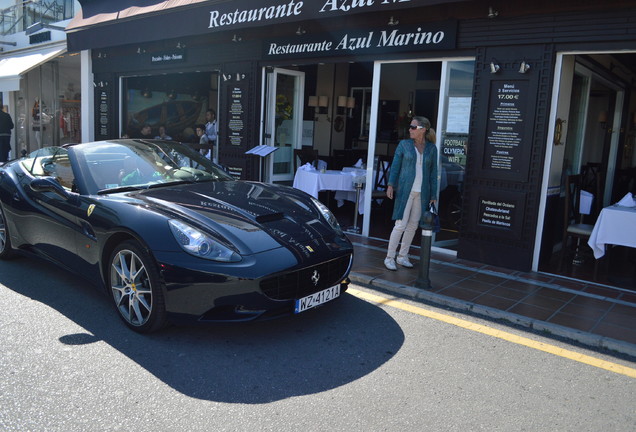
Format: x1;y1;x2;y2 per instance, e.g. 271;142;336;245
409;125;424;130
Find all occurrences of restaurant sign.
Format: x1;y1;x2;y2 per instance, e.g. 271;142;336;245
264;21;457;59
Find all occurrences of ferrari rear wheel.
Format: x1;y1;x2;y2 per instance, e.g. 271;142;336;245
109;240;166;333
0;205;14;259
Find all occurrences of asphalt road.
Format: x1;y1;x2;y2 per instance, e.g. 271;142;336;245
1;256;635;431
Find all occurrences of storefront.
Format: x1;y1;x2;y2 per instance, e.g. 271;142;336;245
66;1;636;287
0;1;80;156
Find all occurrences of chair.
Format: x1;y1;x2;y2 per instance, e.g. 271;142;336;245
371;155;391;199
558;174;601;277
293;147;319;172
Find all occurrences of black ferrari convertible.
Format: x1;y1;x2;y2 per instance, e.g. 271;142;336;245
0;140;352;332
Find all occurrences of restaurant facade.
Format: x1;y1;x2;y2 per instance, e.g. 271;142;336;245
65;0;636;285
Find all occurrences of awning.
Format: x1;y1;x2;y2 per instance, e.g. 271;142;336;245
66;0;464;52
0;46;67;92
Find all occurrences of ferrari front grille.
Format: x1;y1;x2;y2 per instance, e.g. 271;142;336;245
259;254;352;300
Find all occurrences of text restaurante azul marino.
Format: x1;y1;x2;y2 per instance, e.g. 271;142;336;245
267;27;447;57
208;0;413;28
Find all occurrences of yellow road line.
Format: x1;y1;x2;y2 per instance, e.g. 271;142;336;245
348;288;636;379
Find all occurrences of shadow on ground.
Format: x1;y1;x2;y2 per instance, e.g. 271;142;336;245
0;256;404;403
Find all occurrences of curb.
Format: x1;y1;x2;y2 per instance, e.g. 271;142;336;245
349;272;636;359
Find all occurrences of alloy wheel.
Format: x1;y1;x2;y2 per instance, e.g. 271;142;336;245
110;248;153;327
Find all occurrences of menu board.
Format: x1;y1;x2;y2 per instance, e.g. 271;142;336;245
96;87;111;139
484;81;528;173
478;198;515;230
228;85;246;147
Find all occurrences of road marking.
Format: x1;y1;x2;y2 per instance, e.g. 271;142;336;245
348;288;636;379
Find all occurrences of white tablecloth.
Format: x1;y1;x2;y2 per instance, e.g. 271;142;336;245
293;168;366;213
588;204;636;259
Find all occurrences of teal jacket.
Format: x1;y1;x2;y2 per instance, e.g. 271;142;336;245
387;139;438;222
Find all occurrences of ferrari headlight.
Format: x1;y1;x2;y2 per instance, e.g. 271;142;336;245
311;197;342;233
168;219;241;262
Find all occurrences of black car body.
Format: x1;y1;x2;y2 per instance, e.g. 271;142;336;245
0;140;352;332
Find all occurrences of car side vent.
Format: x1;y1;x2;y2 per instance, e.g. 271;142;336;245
256;212;284;223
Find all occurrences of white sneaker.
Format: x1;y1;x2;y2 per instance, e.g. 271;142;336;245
396;256;414;268
383;257;397;271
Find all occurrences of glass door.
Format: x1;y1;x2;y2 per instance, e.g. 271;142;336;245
434;60;474;249
264;68;305;183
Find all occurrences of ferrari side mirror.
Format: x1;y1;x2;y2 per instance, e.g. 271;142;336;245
30;176;74;201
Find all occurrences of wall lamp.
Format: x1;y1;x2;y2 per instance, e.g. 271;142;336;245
25;22;65;35
519;60;531;74
296;26;306;36
308;95;329;119
598;111;608;130
388;16;399;26
232;34;242;42
490;59;500;74
488;6;499;19
337;96;356;115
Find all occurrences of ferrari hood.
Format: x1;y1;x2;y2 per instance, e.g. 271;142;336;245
133;180;338;255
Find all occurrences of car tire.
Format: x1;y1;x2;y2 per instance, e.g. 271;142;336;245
108;240;167;333
0;205;15;260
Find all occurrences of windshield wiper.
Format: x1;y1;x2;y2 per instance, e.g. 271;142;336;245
97;185;144;194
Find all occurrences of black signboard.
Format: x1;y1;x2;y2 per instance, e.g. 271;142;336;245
484;80;528;174
228;84;246;147
95;82;112;140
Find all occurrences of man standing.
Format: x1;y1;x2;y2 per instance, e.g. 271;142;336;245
0;105;14;163
205;109;217;162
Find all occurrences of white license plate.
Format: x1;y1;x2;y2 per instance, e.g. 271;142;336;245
294;285;340;313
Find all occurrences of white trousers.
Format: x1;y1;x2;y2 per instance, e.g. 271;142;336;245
387;191;421;259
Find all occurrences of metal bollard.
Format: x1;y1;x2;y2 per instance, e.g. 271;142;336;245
416;210;434;290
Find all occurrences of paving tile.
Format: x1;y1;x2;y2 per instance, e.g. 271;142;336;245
472;293;518;310
507;303;554;321
466;272;509;285
499;279;542;294
601;305;636;328
436;285;482;302
517;294;567;310
593;322;636;345
482;286;536;302
583;285;625;299
619;291;636;303
532;287;577;302
568;295;618;310
375;269;419;286
454;278;498;294
482;265;518;276
558;302;611;321
547;312;598;332
430;272;467;288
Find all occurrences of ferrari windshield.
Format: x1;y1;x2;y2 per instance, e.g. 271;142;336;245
70;139;233;194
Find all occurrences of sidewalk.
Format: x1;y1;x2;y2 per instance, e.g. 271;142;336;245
346;234;636;358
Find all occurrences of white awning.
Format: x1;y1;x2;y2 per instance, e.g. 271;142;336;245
0;46;66;92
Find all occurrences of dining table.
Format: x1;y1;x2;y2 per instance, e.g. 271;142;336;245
292;166;367;213
587;201;636;259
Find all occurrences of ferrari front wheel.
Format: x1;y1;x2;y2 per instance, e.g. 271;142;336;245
108;240;167;333
0;205;14;259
